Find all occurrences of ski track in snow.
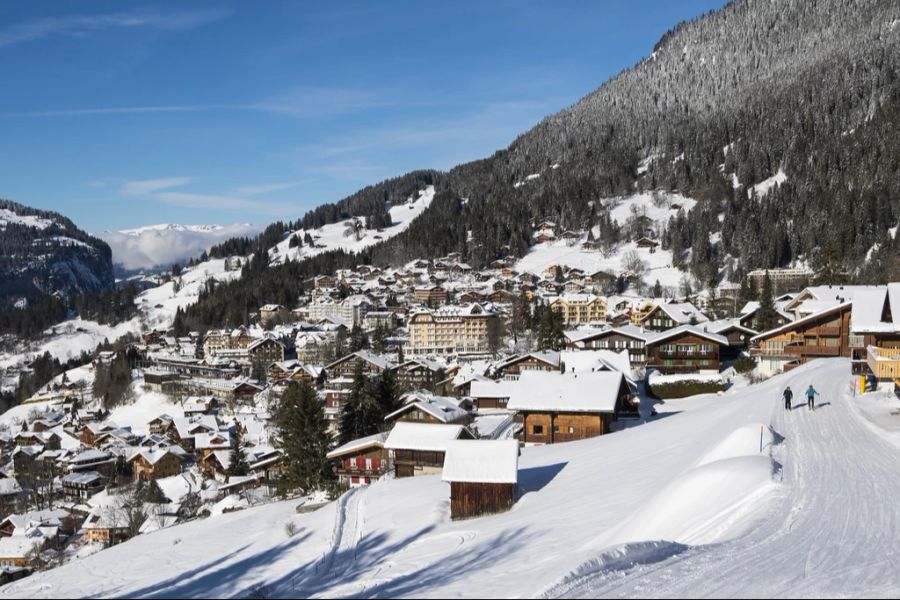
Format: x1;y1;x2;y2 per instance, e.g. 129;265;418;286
557;361;900;599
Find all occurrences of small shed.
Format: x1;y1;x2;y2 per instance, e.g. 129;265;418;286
442;440;519;520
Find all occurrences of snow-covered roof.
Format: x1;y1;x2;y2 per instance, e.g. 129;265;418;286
385;393;468;424
326;350;397;371
752;301;853;341
442;440;519;484
704;319;757;335
326;431;389;459
248;335;285;351
507;371;625;413
645;324;729;346
469;379;518;399
559;349;631;376
850;288;897;333
647;302;709;325
496;351;560;370
384;422;467;452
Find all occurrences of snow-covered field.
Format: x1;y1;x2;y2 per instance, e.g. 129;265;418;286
137;257;244;330
106;383;185;436
0;318;140;372
5;359;896;599
518;192;698;289
268;185;435;266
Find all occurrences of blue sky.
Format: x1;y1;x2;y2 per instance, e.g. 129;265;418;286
0;1;728;232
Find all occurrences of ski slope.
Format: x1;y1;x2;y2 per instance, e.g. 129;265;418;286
553;359;900;598
5;359;900;598
268;186;435;266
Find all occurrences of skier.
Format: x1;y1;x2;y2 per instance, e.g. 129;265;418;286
806;384;819;411
783;386;793;411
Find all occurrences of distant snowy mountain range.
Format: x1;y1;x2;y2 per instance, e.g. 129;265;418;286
97;222;261;271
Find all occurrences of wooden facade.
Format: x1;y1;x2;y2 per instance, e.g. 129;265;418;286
450;481;516;520
646;332;722;374
393;449;446;478
569;330;647;366
130;452;182;481
752;304;852;374
393;361;446;393
639;305;680;331
520;412;609;444
496;355;559;379
331;446;390;486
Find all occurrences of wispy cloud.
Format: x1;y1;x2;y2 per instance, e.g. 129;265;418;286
119;176;289;212
120;176;193;196
291;97;566;165
0;8;229;48
247;86;400;118
155;191;276;211
235;181;308;196
4;87;397;119
11;105;216;118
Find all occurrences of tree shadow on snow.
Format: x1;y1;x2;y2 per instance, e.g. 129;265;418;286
260;525;537;598
120;532;312;599
517;462;567;495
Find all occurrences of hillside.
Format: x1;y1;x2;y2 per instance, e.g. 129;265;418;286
4;360;899;598
0;200;115;311
180;0;900;327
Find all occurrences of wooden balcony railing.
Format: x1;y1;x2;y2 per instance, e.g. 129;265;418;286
784;344;840;356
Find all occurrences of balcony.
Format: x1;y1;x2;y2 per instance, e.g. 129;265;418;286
810;326;842;336
784;344;840;357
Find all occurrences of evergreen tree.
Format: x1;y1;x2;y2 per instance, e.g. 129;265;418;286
486;316;506;358
537;307;564;351
348;324;370;352
652;279;663;298
554;265;565;284
338;363;379;444
373;369;401;423
228;425;249;478
370;324;388;353
757;271;777;331
274;382;332;496
143;479;168;504
509;291;531;346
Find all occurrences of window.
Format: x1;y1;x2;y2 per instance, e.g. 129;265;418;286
568;426;575;434
553;425;559;433
532;424;544;435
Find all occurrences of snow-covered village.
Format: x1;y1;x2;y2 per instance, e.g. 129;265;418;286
1;1;899;598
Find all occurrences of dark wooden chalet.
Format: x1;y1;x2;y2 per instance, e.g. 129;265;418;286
645;325;728;374
507;371;632;444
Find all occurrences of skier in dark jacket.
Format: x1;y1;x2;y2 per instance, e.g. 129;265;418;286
806;385;819;411
783;386;793;411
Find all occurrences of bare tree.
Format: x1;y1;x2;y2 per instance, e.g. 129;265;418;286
622;250;648;277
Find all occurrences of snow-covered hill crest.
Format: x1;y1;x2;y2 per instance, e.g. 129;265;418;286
98;223;261;271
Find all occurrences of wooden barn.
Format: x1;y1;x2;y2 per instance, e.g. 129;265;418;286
442;440;519;520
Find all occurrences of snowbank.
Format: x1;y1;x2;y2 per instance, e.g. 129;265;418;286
697;423;777;467
606;455;777;546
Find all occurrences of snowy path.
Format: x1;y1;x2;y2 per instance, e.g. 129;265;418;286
560;360;900;598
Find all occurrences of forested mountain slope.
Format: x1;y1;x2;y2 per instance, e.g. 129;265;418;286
0;200;115;313
184;0;900;327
